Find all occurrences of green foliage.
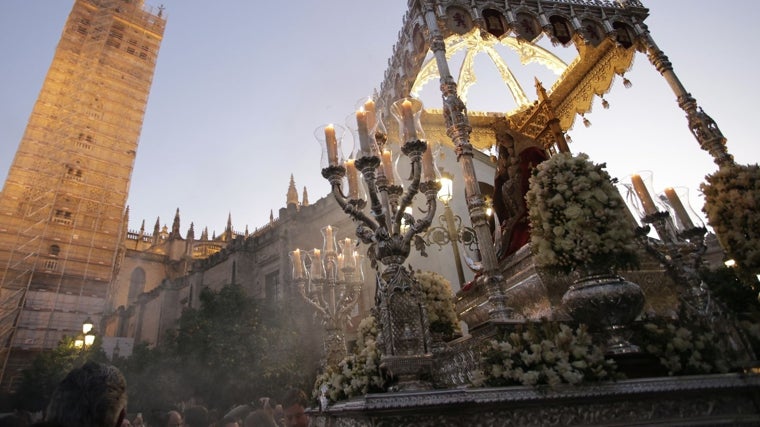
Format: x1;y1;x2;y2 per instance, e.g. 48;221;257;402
116;284;321;413
112;342;185;416
12;336;106;411
700;266;760;317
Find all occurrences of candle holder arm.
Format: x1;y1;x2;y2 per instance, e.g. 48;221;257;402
298;280;329;318
356;157;389;231
331;184;378;232
403;182;439;245
395;140;426;234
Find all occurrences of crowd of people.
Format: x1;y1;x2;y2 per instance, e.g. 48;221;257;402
0;362;311;427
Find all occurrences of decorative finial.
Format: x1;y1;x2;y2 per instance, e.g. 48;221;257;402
302;186;310;207
287;174;299;207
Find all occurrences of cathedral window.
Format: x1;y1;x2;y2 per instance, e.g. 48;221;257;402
65;166;83;182
53;209;73;226
265;271;279;303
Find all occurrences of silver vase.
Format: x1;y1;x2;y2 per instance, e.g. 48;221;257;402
562;272;645;355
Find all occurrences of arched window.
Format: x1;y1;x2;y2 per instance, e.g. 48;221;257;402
128;267;146;304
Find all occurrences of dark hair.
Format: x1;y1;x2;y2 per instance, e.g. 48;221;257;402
183;406;208;427
45;362;127;427
243;410;277;427
281;389;308;409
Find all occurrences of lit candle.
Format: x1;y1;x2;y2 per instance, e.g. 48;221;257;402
337;253;345;280
631;174;657;216
356;109;371;154
422;142;436;181
310;249;323;279
324;124;338;166
345;159;359;199
664;187;695;230
341;237;353;254
364;98;376;133
401;99;418;141
324;225;335;253
352;250;360;270
291;249;303;279
382;150;395;185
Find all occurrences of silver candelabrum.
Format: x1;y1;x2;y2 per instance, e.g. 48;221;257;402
317;96;441;390
621;173;711;314
290;227;364;367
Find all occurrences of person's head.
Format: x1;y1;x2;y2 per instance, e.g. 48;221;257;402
165;411;182;427
219;418;239;427
45;361;127;427
281;390;308;427
183;406;208;427
243;410;277;427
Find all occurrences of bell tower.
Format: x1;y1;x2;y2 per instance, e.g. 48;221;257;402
0;0;165;386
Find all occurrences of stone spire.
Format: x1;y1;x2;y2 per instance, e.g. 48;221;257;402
170;208;181;239
270;210;274;223
201;226;209;241
224;212;233;241
137;219;145;245
187;222;195;240
302;186;310;207
152;217;161;244
287;174;299;208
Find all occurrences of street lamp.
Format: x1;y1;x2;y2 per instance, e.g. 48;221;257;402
75;317;96;350
424;172;479;287
82;317;93;335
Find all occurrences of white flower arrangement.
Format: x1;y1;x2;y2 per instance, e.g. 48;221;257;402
415;270;460;337
474;322;617;388
701;163;760;282
313;271;460;403
637;320;733;375
526;152;638;275
312;316;384;403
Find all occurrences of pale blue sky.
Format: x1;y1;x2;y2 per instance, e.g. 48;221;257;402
1;1;758;235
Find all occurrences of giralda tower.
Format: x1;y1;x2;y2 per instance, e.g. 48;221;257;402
0;0;165;386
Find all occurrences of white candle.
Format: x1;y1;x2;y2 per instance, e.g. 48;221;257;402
345;159;359;199
310;249;323;279
324;124;338;166
664;187;695;230
631;174;657;216
356;109;371;154
364;98;376;133
352;250;360;270
422;142;436;181
341;237;353;253
291;249;303;279
382;150;395;185
324;225;335;252
401;99;418;141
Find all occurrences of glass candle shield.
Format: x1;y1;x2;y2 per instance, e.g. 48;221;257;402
658;186;703;231
315;124;346;169
390;97;426;144
628;171;666;218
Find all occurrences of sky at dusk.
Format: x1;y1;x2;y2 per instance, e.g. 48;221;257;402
0;0;758;237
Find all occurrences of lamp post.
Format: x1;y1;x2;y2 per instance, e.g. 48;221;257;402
425;172;471;287
318;96;440;390
74;317;96;351
290;227;364;367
